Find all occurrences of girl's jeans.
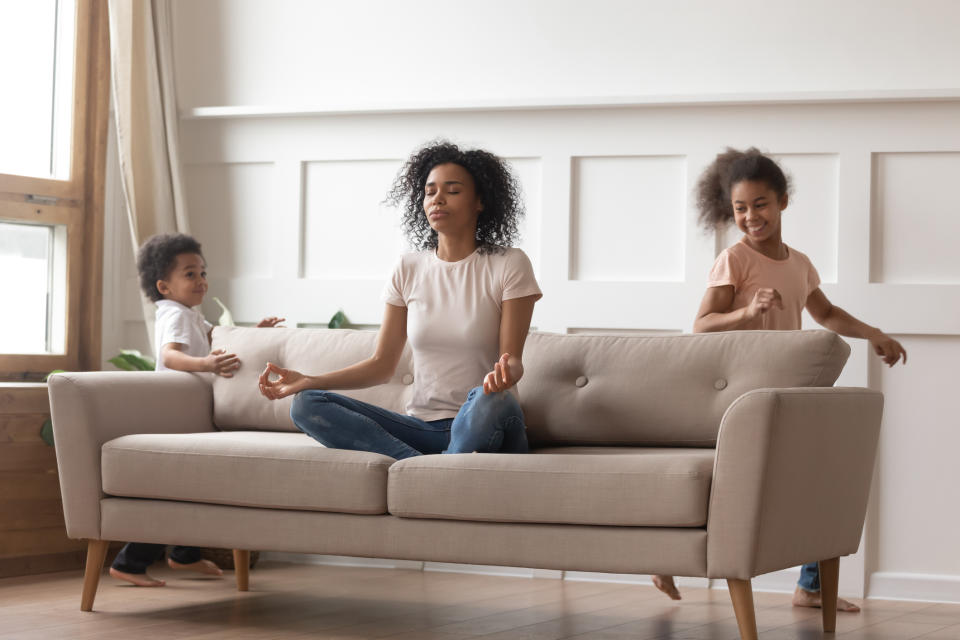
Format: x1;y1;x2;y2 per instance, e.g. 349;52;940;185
798;561;820;592
289;386;529;460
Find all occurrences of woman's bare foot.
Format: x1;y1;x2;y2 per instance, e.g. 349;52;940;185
792;586;860;612
652;574;682;600
167;557;223;576
108;567;166;587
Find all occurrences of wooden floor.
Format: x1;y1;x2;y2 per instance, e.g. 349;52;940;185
1;562;959;639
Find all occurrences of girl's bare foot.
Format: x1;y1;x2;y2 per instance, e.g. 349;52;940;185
108;567;166;587
792;586;860;612
167;557;223;576
652;574;682;600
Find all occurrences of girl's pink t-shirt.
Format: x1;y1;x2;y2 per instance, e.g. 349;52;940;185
707;239;821;330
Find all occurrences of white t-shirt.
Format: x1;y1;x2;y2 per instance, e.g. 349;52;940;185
381;247;542;420
154;299;213;371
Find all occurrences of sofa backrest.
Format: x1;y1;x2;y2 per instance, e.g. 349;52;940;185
212;327;412;432
517;330;849;446
212;327;849;446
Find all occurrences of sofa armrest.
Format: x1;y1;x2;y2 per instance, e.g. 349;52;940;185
48;371;215;540
706;387;883;579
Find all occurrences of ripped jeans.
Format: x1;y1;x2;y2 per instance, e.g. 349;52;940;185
289;386;529;460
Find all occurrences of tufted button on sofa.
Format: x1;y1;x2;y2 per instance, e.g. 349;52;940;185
48;329;882;639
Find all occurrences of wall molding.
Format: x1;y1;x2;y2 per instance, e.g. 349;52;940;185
868;572;960;604
181;89;960;120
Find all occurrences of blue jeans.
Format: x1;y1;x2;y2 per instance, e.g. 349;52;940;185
290;386;529;460
798;561;820;592
112;543;202;574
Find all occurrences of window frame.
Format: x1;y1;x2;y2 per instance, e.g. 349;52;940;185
0;0;109;380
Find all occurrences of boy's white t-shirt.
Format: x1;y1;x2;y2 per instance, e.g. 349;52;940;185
381;247;542;421
154;299;213;371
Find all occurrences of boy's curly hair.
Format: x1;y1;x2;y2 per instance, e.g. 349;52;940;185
385;140;524;254
695;147;792;229
136;233;203;302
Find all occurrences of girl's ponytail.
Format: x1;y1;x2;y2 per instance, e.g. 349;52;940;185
695;147;790;230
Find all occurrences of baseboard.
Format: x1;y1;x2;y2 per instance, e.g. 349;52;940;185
868;572;960;604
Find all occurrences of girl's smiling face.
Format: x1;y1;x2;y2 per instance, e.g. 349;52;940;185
731;179;787;245
157;252;208;308
422;163;483;237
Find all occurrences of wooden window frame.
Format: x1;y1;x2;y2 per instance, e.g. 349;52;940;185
0;0;109;380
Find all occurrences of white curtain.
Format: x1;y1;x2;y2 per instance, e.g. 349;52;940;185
107;0;189;349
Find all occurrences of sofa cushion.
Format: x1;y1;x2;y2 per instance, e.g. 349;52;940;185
388;447;715;527
517;330;850;446
211;327;414;431
102;432;393;514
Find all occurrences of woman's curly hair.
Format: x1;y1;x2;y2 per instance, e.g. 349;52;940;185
695;147;792;230
136;233;203;302
385;140;524;254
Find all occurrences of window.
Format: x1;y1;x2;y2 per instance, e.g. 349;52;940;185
0;0;76;180
0;0;109;380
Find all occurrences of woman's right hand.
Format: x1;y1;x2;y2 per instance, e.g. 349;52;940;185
746;287;784;319
259;362;307;400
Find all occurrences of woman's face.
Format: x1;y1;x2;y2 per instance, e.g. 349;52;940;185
422;163;483;236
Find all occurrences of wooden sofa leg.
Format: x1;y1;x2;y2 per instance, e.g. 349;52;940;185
81;540;110;612
233;549;250;591
727;578;758;640
819;557;840;633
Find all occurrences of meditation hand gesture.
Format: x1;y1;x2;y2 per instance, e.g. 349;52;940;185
483;353;523;394
257;316;286;328
259;362;307;400
867;330;907;366
205;348;240;377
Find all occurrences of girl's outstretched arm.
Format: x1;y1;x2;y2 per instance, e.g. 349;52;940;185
805;288;907;366
258;303;408;400
693;285;783;333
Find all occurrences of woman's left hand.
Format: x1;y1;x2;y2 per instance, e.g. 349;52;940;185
483;353;523;394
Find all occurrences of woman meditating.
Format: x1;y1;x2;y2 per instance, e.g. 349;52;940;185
258;140;542;458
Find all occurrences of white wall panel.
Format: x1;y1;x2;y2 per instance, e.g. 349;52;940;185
871;153;960;284
508;157;542;275
185;162;276;280
875;335;960;577
302;160;405;280
571;156;686;282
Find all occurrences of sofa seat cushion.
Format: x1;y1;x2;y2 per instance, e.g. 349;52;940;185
388;447;715;527
102;432;394;514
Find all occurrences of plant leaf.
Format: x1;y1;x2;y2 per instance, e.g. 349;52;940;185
44;369;66;382
109;350;156;371
328;310;348;329
40;418;55;447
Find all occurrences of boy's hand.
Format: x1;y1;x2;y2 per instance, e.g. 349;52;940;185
746;288;784;319
257;317;286;328
483;353;523;394
259;362;306;400
205;348;241;377
868;330;907;366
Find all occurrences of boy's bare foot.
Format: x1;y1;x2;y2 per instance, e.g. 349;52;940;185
792;586;860;612
652;574;682;600
167;557;223;576
109;567;166;587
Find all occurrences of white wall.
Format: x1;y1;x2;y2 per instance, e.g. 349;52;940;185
102;0;960;603
171;0;960;110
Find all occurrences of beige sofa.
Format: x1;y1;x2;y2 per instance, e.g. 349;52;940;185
48;328;882;639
